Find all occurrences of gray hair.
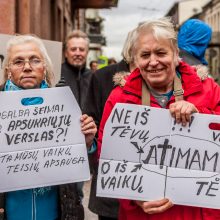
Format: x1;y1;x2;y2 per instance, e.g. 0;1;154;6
64;30;90;51
3;34;54;87
121;28;137;64
132;17;178;60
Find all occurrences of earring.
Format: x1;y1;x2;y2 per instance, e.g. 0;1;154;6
8;72;12;80
44;71;48;83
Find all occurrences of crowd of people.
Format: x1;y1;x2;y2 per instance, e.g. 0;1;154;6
0;16;220;220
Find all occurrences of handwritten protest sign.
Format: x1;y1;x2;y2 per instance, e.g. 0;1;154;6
97;103;220;209
0;87;90;192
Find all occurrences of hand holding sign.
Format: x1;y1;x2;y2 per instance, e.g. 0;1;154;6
97;103;220;209
169;100;199;126
135;198;173;214
80;114;97;147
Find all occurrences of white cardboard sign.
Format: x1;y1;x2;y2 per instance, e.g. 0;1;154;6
0;87;90;192
97;103;220;209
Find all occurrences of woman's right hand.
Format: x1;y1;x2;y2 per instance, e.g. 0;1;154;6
135;198;173;214
80;114;97;147
169;100;198;126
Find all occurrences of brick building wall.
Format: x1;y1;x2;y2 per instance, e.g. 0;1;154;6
0;0;74;42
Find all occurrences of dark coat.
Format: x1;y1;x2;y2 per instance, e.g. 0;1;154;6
58;184;84;220
0;84;84;220
84;59;129;128
61;60;92;112
84;59;129;218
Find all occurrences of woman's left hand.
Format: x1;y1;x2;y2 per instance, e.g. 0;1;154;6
169;100;198;126
135;198;173;214
80;114;97;147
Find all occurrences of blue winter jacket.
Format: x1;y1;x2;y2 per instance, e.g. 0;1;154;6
6;188;58;220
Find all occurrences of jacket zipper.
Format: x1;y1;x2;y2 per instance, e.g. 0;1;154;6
32;189;36;220
78;68;81;107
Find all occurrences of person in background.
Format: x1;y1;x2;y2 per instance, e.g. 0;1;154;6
97;55;109;69
61;29;93;203
89;60;98;72
84;28;137;220
178;18;213;80
108;57;117;65
97;17;220;220
0;34;97;220
61;30;92;112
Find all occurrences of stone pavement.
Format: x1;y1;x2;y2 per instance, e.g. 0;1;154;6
83;178;98;220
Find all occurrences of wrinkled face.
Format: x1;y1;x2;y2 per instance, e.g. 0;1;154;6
135;33;178;93
7;42;45;89
65;37;88;68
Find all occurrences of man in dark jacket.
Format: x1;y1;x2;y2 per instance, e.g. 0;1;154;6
84;59;130;220
61;30;92;112
61;30;93;209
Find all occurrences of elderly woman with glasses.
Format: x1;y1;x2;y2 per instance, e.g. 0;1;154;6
0;34;97;220
97;17;220;220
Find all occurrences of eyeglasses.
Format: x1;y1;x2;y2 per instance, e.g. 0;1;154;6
9;58;44;70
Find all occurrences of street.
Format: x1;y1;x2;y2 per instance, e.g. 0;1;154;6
83;178;98;220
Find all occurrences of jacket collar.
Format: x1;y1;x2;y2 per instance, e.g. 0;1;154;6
122;61;203;99
64;59;88;74
123;68;142;98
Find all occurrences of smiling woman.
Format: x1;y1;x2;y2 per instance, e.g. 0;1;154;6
97;17;220;220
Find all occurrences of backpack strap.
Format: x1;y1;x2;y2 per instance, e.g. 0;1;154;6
141;80;150;106
173;74;184;102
